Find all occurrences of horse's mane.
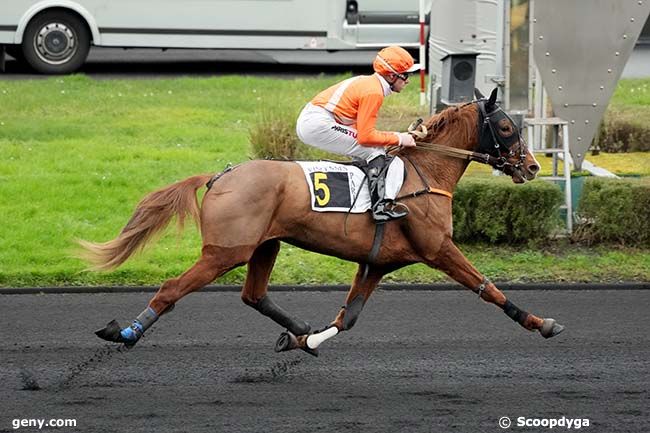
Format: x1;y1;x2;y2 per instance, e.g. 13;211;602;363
419;102;478;148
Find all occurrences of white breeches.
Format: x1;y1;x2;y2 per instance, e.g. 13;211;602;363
296;103;385;162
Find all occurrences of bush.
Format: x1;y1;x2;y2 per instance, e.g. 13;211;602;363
248;108;341;161
595;116;650;153
574;177;650;246
452;178;564;244
249;108;302;160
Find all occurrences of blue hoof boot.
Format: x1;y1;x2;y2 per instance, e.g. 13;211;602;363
119;321;144;347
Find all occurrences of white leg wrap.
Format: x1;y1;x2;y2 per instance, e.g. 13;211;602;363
306;326;339;349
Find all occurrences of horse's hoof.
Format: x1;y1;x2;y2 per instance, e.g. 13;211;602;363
275;331;299;352
540;318;565;339
274;331;319;357
95;320;140;347
95;319;124;343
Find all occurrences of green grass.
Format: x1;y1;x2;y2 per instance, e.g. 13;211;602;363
0;75;648;287
609;78;650;107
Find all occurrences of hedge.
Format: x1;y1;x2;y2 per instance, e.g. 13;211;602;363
575;177;650;246
452;178;564;243
595;116;650;153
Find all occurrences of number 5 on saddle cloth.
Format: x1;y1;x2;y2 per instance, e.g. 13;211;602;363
297;157;405;214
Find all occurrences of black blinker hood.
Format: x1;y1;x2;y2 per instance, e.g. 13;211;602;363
477;100;520;157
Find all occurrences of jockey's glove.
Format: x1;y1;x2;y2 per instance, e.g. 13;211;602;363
397;132;416;148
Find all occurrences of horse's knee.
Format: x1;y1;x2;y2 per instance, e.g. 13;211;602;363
342;294;365;331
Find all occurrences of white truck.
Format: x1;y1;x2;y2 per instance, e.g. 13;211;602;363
0;0;429;74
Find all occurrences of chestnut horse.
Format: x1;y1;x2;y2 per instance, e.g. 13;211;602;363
82;89;564;356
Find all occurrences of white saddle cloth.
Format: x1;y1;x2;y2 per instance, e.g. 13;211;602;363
296;157;405;213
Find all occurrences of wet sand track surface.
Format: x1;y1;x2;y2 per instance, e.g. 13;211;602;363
1;290;649;432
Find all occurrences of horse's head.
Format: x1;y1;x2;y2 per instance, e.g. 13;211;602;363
474;88;539;183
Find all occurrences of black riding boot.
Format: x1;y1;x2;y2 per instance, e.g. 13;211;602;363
366;156;408;223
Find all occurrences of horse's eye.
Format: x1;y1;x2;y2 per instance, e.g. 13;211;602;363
496;118;514;137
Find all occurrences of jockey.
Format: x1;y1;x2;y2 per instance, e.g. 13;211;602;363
296;45;420;223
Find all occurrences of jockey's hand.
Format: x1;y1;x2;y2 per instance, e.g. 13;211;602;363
398;132;417;148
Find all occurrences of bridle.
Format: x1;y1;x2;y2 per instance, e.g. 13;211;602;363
407;99;528;176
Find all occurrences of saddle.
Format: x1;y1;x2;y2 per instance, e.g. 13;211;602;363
296;157;406;216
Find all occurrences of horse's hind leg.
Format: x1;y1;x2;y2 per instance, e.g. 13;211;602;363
241;240;311;336
430;239;564;339
96;244;254;347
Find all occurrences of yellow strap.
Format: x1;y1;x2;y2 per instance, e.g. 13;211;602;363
428;187;453;199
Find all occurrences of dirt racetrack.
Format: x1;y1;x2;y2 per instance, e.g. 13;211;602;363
1;290;648;432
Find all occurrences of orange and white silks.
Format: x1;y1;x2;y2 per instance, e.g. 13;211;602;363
311;73;400;147
296;73;401;161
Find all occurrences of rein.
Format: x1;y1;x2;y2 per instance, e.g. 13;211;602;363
411;139;522;176
412;141;500;166
387;99;528;204
403;100;527;176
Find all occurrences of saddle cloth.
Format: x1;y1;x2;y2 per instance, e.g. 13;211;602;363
296;157;405;213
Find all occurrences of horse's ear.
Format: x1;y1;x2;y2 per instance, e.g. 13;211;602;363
474;88;485;100
487;87;498;108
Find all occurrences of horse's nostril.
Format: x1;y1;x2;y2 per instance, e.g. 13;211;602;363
528;164;540;174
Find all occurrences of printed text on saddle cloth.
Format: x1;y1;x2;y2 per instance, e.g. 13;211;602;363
297;158;405;213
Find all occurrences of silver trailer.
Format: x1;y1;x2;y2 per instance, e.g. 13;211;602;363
0;0;430;74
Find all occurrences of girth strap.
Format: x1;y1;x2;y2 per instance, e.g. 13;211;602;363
367;223;385;265
206;164;237;190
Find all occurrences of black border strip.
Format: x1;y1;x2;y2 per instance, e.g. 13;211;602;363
358;12;419;25
99;28;327;37
0;25;18;31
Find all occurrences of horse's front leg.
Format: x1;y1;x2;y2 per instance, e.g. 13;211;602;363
429;238;564;338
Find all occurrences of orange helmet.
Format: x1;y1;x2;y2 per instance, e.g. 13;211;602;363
373;46;421;78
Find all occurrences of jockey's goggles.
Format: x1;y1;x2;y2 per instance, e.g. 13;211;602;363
396;71;414;81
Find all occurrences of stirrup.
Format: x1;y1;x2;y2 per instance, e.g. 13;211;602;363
372;201;409;222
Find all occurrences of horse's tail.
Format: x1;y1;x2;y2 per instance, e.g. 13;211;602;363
78;174;213;271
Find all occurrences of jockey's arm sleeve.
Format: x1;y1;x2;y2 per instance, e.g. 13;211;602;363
356;94;400;147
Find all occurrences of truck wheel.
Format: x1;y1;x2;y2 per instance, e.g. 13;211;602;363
22;10;90;74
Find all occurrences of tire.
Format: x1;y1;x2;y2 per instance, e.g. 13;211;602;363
22;10;90;74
